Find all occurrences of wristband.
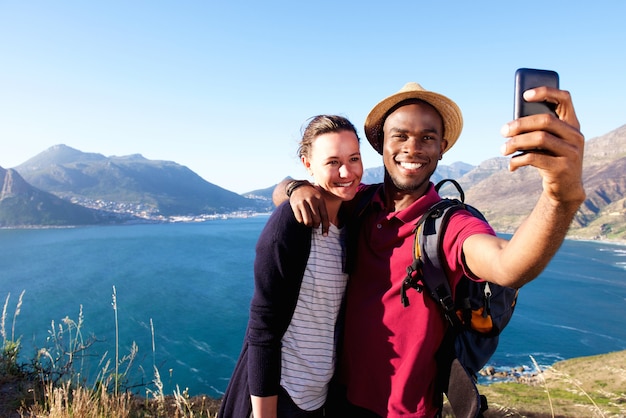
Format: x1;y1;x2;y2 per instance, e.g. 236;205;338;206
285;180;310;197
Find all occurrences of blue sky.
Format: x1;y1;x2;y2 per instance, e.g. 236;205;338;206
1;1;625;193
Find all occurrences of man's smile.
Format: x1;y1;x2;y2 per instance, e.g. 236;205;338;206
398;161;424;170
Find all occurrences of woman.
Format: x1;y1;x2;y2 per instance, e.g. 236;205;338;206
218;115;363;418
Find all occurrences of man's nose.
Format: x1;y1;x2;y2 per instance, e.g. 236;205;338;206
403;137;422;154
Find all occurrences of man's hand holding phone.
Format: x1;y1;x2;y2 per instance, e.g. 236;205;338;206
501;68;585;206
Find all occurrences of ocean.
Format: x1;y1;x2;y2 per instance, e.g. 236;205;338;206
1;217;625;398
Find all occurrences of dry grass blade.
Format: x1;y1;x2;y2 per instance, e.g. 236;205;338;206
530;354;555;418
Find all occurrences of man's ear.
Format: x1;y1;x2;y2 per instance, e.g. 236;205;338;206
439;139;448;160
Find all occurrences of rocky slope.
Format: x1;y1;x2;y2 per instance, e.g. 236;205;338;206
2;124;624;232
0;167;105;227
461;124;626;240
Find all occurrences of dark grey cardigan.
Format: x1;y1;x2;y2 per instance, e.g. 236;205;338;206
218;202;312;418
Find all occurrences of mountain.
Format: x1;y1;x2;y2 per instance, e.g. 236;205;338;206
360;160;476;186
572;124;626;239
246;161;477;203
0;167;106;227
460;124;626;239
334;124;626;240
181;120;622;241
242;184;276;203
3;124;625;234
15;145;271;218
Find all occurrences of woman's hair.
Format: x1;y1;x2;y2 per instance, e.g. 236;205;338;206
298;115;360;159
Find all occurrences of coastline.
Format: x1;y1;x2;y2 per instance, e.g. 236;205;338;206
1;219;624;417
473;349;626;416
0;211;273;230
2;217;625;247
566;234;626;246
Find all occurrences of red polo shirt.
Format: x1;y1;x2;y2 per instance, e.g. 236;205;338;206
341;183;495;417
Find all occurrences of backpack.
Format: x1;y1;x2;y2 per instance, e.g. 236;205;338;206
401;179;519;418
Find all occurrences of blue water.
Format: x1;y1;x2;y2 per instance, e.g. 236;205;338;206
1;219;625;398
490;236;626;373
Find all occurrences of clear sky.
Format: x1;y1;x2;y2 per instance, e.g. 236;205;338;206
1;2;625;193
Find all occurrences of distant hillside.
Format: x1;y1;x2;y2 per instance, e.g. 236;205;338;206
4;124;624;232
461;124;626;240
245;162;477;203
242;184;276;203
361;161;475;186
339;124;626;240
0;167;107;227
15;145;271;218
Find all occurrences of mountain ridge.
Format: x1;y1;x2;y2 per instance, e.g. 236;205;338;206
2;124;624;238
461;124;626;239
0;167;107;227
12;145;272;221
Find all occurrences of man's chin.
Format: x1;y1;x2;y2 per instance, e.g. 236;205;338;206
391;178;430;193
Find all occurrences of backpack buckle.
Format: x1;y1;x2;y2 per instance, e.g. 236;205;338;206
435;289;457;326
402;262;424;307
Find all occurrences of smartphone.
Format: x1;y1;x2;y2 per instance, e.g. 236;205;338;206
514;68;559;119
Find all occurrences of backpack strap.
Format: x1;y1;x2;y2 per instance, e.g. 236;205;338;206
404;179;488;417
401;179;471;325
419;199;465;327
401;198;462;328
434;177;465;201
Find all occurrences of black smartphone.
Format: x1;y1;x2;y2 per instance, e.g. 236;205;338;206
514;68;559;119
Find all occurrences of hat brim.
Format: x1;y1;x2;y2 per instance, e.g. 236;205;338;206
364;84;463;155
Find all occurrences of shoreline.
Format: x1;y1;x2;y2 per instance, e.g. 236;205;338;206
2;219;625;247
0;212;273;230
566;235;626;246
479;348;626;386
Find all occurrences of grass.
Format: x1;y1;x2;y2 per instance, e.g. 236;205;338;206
2;290;626;417
471;351;626;417
1;290;221;418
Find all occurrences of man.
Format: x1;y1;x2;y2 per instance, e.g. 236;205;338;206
274;82;585;417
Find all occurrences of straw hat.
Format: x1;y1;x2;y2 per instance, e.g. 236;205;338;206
364;82;463;154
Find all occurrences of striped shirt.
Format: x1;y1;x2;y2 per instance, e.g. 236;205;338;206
280;224;348;411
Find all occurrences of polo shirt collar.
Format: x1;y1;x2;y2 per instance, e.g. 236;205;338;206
378;182;441;225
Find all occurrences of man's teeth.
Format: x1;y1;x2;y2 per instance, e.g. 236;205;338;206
400;162;423;169
336;181;353;187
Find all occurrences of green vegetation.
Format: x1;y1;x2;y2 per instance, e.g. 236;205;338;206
0;290;220;418
462;352;626;417
2;290;625;417
16;145;266;217
0;192;102;227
